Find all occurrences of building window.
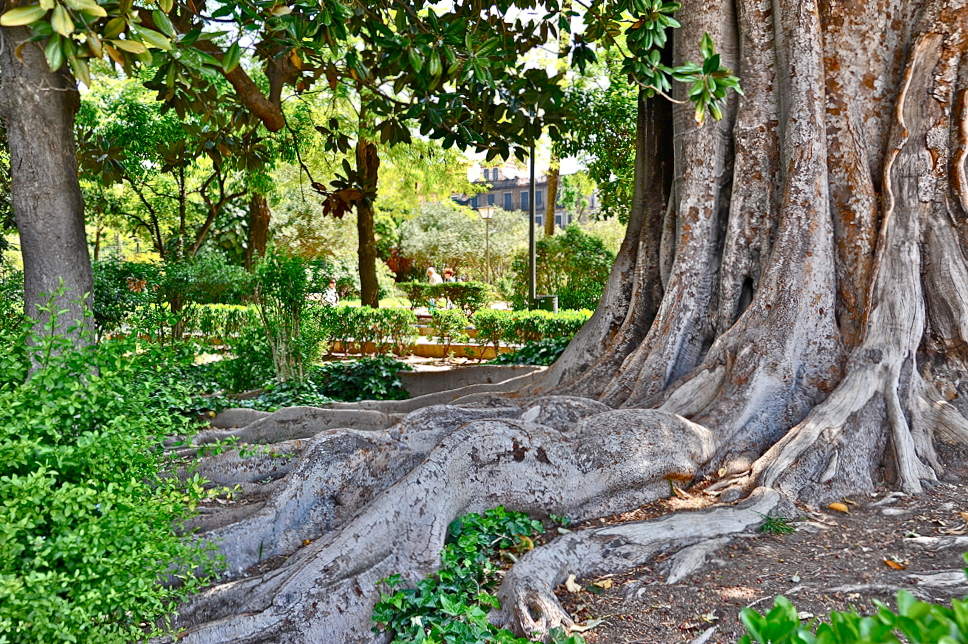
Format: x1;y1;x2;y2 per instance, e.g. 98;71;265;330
487;193;495;206
470;195;478;208
503;192;513;210
521;191;529;210
536;214;544;227
555;213;563;227
536;189;543;207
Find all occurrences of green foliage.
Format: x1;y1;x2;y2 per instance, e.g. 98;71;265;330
472;309;592;356
310;356;411;403
430;309;471;354
91;258;151;337
208;356;411;411
758;512;797;535
395;202;526;283
491;337;571;366
183;303;258;340
0;305;218;644
505;226;615;311
313;305;419;356
254;250;321;382
739;558;968;644
398;281;494;316
0;266;25;340
372;507;571;644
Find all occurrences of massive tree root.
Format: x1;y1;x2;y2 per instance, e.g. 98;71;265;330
170;0;968;641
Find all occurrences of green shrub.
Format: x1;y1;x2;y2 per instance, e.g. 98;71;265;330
310;356;411;402
313;306;418;356
182;304;259;341
398;281;493;316
91;258;153;338
430;309;471;354
490;337;571;366
373;507;571;644
0;309;218;643
739;557;968;644
472;309;592;353
505;225;615;311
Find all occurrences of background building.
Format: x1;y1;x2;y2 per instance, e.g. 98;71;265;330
453;163;598;228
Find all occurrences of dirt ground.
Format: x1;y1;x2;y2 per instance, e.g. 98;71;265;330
553;480;968;644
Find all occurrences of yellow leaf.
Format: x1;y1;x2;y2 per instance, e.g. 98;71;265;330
564;574;582;593
884;559;905;570
828;502;850;514
591;578;613;589
109;38;147;54
959;511;968;522
103;42;125;65
51;4;74;36
0;4;47;25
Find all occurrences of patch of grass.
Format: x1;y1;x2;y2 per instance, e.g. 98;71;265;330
758;512;797;535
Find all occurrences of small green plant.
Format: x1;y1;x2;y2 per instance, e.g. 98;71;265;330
430;308;471;355
373;507;584;644
491;337;571;366
739;555;968;644
758;512;797;535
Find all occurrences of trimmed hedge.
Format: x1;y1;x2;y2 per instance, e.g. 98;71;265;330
397;281;493;316
472;309;592;355
311;305;419;356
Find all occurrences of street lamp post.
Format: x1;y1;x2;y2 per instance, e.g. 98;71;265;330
477;204;495;283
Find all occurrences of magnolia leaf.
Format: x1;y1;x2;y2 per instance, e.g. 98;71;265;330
109;38;147;53
103;42;125;65
51;4;74;36
64;0;105;17
0;4;47;26
828;502;850;514
158;0;172;13
69;56;91;86
102;16;125;39
44;34;65;70
133;26;171;50
270;4;291;15
222;41;241;72
884;559;906;570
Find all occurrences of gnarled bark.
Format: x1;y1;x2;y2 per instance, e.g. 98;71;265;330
169;0;968;641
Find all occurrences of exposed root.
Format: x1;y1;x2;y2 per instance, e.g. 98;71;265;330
490;488;779;640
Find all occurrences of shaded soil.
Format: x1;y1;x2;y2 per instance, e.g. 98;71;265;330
556;481;968;644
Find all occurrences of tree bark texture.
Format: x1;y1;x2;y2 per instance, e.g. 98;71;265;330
0;27;93;342
167;1;968;641
244;193;271;271
356;140;381;308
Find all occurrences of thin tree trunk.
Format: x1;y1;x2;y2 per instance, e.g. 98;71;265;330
356;140;380;308
544;164;559;235
0;27;92;346
245;193;271;270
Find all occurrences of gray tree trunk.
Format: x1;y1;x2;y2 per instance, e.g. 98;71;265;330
164;0;968;641
0;27;92;344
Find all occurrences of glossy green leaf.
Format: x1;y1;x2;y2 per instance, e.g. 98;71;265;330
0;4;46;26
50;4;74;37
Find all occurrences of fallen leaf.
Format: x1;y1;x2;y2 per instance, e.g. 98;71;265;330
884;559;906;570
829;502;851;514
959;511;968;522
592;578;613;589
517;535;534;552
302;539;311;546
843;498;857;505
791;573;801;583
672;486;693;499
701;611;719;623
798;611;815;620
565;574;582;593
570;618;605;633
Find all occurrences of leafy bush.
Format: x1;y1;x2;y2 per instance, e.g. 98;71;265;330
310;356;411;402
472;309;592;355
739;558;968;644
398;281;494;316
373;507;584;644
91;258;153;337
183;304;259;341
505;225;615;311
0;310;217;643
255;251;324;382
490;337;571;366
429;309;471;354
313;305;418;356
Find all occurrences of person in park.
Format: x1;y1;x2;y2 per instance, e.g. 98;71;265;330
426;266;443;286
322;279;339;307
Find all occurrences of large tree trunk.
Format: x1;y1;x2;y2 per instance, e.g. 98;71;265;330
0;27;92;344
167;1;968;641
356;140;380;308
